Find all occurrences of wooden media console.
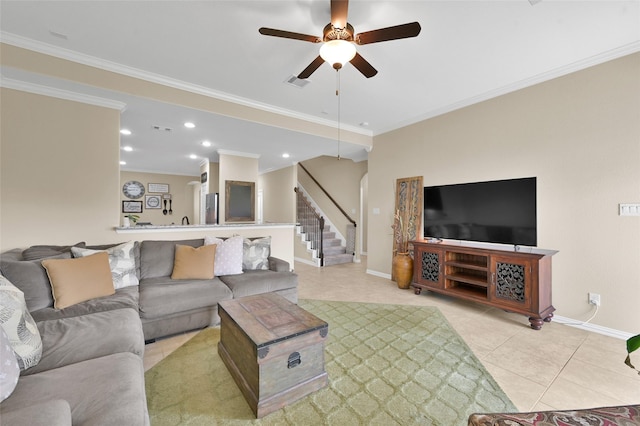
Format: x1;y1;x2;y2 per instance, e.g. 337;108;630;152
411;240;557;329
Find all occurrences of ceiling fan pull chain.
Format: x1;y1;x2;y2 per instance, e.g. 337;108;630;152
337;70;341;160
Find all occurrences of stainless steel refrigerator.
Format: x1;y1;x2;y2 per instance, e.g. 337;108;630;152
205;193;219;224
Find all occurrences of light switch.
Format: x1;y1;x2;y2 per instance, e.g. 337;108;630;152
619;203;640;216
372;208;380;215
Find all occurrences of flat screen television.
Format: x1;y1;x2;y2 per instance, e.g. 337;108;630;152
424;177;537;247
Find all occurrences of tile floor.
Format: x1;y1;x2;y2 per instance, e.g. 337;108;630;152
144;257;640;413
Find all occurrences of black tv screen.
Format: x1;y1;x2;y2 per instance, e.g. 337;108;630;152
424;177;537;246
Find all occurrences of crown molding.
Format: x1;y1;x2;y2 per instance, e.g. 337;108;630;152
217;149;261;159
0;75;126;110
373;41;640;136
0;32;372;137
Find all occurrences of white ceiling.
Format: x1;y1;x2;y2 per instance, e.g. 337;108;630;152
1;1;639;176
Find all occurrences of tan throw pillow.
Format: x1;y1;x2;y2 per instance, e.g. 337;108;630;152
171;244;216;280
42;252;115;309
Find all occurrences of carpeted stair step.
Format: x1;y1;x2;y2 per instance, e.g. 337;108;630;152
322;231;336;240
323;253;354;266
324;245;346;255
323;238;341;247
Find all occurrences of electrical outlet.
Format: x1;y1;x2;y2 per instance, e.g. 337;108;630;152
588;292;601;306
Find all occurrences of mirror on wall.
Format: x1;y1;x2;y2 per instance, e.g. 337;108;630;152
225;180;255;222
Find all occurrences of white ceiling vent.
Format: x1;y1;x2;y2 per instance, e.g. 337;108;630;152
285;75;311;89
152;125;172;132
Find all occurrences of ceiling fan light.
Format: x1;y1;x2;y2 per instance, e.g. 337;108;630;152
320;40;356;69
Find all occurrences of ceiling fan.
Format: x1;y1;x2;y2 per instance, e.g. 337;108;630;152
259;0;421;79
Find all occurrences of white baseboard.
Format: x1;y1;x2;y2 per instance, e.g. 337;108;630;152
553;315;633;341
294;257;320;267
366;269;391;280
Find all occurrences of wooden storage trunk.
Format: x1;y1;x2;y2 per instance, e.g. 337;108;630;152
218;293;328;418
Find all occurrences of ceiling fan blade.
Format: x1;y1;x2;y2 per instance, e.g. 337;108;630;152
259;27;321;43
298;56;325;79
355;22;421;45
331;0;349;29
350;52;377;78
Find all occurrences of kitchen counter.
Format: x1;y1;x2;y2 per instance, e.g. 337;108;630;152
115;223;296;234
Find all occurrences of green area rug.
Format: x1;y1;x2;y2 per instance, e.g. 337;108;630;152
145;299;515;425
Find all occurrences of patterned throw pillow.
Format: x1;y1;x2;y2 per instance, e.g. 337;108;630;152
204;236;244;276
0;275;42;371
242;237;271;271
71;241;139;289
0;326;20;401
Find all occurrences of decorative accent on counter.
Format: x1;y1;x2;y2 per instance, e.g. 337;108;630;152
124;214;140;227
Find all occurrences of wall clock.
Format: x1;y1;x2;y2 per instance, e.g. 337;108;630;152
122;181;145;199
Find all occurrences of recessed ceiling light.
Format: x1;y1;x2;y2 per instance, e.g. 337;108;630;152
189;154;197;159
119;161;126;165
359;122;369;127
282;153;290;158
120;129;132;135
123;146;133;152
184;122;196;129
202;140;212;147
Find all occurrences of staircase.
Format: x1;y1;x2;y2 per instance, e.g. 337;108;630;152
296;191;353;267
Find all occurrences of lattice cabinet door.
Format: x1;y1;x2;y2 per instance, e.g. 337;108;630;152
413;245;444;289
489;255;533;311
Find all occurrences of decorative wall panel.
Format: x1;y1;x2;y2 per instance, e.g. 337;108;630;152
495;262;525;302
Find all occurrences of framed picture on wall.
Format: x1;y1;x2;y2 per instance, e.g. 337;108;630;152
145;195;162;209
122;200;143;213
148;183;169;193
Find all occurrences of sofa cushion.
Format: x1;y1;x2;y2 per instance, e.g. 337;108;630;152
21;242;86;261
219;269;298;299
30;286;139;323
42;252;115;309
139;276;232;320
0;352;149;426
71;241;139;289
0;251;70;311
204;235;244;276
0;275;43;371
0;327;20;402
139;239;203;279
22;308;144;376
171;244;216;280
268;256;291;272
0;399;72;426
243;236;271;270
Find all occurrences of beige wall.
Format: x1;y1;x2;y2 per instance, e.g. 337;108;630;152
207;162;220;196
298;156;368;257
361;173;369;254
119;171;198;226
259;165;296;223
368;53;640;333
1;88;121;250
218;153;258;224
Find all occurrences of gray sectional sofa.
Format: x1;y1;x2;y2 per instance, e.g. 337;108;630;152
0;237;298;425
